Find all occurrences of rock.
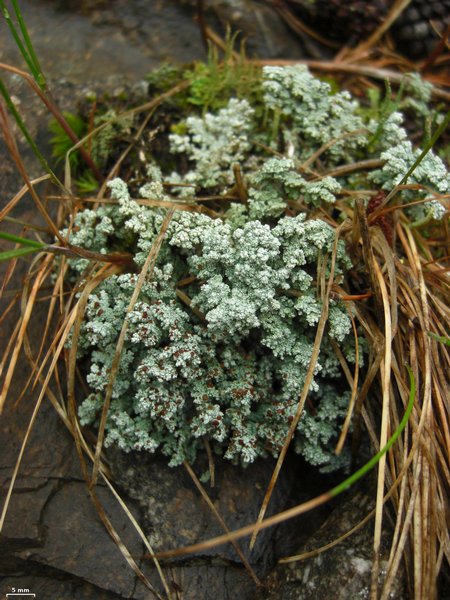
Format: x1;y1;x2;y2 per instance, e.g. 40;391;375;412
107;449;331;599
12;482;145;598
195;0;316;58
0;0;205;86
1;573;127;599
262;491;407;600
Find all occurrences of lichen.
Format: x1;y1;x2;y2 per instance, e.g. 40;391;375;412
169;98;254;188
369;140;449;220
262;65;367;161
64;64;448;471
71;199;353;469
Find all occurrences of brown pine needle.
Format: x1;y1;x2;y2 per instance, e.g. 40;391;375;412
354;0;413;54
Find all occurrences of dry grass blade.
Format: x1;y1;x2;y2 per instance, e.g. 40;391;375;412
63;266;168;599
100;470;172;599
88;486;164;599
271;0;340;50
0;314;21;379
11;261;57;408
0;258;19;302
0;102;66;243
299;129;369;172
279;499;376;564
91;209;175;486
354;199;384;319
370;258;393;599
334;312;359;454
0;253;53;414
203;437;215;486
355;208;450;599
393;225;447;600
176;288;206;322
248;223;344;551
150;491;330;560
0;174;51;222
0;61;101;182
0;293;79;530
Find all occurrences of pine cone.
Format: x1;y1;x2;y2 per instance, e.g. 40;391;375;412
392;0;450;57
285;0;450;57
286;0;390;44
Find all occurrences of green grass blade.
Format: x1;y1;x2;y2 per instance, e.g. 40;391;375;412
384;109;450;207
399;110;450;187
0;246;43;261
0;3;41;84
0;231;45;248
9;0;46;88
0;77;58;182
428;332;450;347
330;365;416;497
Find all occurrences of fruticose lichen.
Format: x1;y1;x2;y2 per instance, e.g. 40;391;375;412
72;200;354;470
65;65;448;470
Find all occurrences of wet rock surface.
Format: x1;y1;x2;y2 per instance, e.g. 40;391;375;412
0;0;203;85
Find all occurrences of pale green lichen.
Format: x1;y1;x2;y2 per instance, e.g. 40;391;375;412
169;97;254;188
247;157;341;220
369;141;448;219
262;65;367;161
70;188;353;470
66;64;448;471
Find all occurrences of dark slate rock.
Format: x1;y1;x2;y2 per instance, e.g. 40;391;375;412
1;573;129;599
11;482;144;598
262;491;407;600
107;448;330;599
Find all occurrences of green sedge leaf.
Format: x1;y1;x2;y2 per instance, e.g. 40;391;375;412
0;246;43;262
0;231;45;248
330;365;416;497
428;332;450;347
